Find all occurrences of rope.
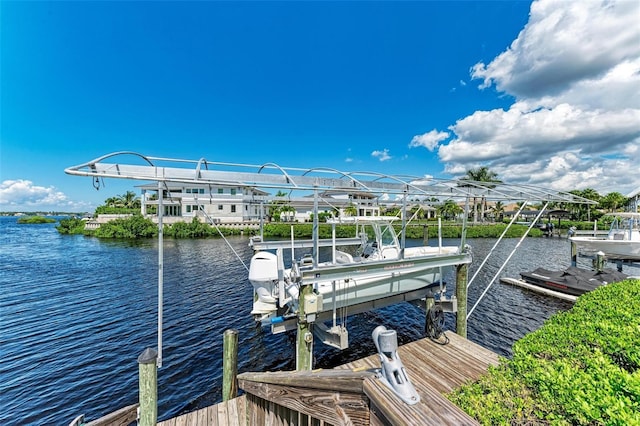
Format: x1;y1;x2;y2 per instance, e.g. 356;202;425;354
197;205;249;272
426;305;449;345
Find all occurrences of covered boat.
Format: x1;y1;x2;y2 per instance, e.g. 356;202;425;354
518;266;628;296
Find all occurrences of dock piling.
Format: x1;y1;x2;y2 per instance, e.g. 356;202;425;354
455;264;468;338
296;284;314;371
425;289;434;334
138;348;158;426
594;251;606;272
222;329;239;401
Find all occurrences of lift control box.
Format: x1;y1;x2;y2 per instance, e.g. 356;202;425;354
304;293;323;314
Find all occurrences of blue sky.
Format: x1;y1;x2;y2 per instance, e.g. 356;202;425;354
1;0;639;212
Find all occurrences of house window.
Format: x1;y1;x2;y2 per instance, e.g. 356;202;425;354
199;188;205;194
164;205;181;216
186;205;192;213
230;188;237;195
218;205;224;210
231;205;236;213
218;188;224;194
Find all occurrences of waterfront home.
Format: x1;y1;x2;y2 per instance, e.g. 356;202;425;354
138;183;269;225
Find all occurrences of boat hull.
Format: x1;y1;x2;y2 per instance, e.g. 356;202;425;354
569;237;640;261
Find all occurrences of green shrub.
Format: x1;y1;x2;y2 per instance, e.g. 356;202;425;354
56;217;86;233
449;279;640;425
93;214;157;238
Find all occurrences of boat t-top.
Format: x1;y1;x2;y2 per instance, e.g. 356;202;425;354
569;212;640;261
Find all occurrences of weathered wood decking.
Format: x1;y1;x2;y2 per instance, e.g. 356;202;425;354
157;395;246;426
335;331;500;425
157;331;499;425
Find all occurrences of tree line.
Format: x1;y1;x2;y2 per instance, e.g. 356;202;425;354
88;168;632;224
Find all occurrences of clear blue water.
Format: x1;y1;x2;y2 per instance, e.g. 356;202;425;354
1;217;637;425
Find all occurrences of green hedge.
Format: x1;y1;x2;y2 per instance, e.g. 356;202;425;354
93;214;157;238
164;218;251;238
262;223;543;239
449;278;640;425
56;215;253;239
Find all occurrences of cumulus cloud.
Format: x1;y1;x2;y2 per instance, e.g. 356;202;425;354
371;149;392;161
0;179;90;211
472;0;640;99
409;130;450;151
432;0;640;195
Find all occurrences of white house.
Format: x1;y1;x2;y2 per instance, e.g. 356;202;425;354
138;183;269;224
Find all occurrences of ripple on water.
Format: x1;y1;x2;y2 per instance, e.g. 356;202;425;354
2;221;638;425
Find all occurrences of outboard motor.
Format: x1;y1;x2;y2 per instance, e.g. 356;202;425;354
248;251;278;314
372;325;420;405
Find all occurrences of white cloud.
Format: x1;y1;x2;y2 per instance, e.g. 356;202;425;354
371;149;392;162
409;130;450;151
471;0;640;99
0;179;91;212
433;0;640;195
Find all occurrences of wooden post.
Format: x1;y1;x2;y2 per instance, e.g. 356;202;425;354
455;264;468;338
570;240;577;267
423;225;429;245
297;283;313;371
425;289;434;333
138;348;158;426
222;329;239;401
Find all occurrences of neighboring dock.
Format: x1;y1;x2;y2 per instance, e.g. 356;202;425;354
155;331;499;425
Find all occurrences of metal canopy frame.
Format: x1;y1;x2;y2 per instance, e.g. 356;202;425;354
65;151;598;367
66;151;596;205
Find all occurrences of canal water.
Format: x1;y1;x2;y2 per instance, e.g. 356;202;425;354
1;217;637;425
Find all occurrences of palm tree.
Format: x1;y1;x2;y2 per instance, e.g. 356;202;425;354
343;203;358;217
104;196;122;208
460;167;501;223
490;201;505;222
599;192;628;213
119;191;140;209
437;200;463;221
268;190;292;222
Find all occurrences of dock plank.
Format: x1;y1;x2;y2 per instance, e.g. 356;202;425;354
336;331;499;425
157;395;246;426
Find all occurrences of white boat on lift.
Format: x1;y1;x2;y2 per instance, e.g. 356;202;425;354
569;212;640;261
248;217;471;326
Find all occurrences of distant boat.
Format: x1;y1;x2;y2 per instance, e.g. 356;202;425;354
569;212;640;261
248;217;470;326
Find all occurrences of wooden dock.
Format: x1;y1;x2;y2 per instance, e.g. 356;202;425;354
157;395;246;426
156;331;499;425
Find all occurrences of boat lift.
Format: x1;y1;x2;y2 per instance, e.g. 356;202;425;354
65;151;596;369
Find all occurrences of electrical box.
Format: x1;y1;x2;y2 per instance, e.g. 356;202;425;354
304;293;323;314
